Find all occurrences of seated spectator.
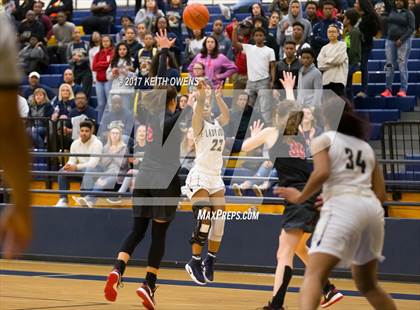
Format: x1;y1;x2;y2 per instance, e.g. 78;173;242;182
51;83;75;118
62;68;83;95
18;10;46;44
116;15;134;43
166;0;184;42
184;28;206;66
111;124;146;199
134;0;164;31
296;47;323;106
74;123;128;207
92;35;114;119
310;0;343;56
343;9;362;101
136;22;147;45
88;31;101;85
154;16;182;63
268;10;280;40
212;18;233;60
305;1;320;27
179;126;195;175
23;71;56;99
81;0;117;35
27;88;53;149
133;31;157;90
273;40;301;90
187;62;207;93
18;95;30;117
299;106;322;156
380;0;415;97
18;33;49;74
55;120;103;207
33;1;52;40
219;1;267;24
101;95;133;138
67;92;98;141
277;0;312;57
317;24;348;96
123;26;142;58
49;12;75;63
45;0;73;22
67;28;92;97
292;21;311;55
188;36;237;88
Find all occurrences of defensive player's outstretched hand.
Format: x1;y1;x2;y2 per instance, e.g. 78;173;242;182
274;186;302;204
250;119;264;138
155;29;176;49
279;71;296;90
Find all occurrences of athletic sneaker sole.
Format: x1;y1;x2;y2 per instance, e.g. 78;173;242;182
185;264;206;285
104;271;119;302
321;292;344;308
136;287;155;310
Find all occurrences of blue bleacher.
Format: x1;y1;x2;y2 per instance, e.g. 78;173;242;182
367;60;420;71
368;72;420;83
406;155;420;172
354;96;417;112
45;64;70;74
354;83;420;97
370;49;420;60
355;109;400;123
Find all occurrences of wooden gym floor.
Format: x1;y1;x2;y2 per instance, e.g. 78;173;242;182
1;260;419;310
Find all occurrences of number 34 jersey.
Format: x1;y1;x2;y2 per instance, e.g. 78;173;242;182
194;119;225;176
311;131;376;195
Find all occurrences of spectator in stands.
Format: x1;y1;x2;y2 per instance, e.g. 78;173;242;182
74;123;128;207
18;10;46;44
67;92;98;141
310;0;343;56
184;28;206;65
107;44;135;111
277;0;312;58
12;0;34;21
92;35;114;119
187;62;206;92
179;126;195;174
166;0;184;43
154;16;182;63
299;106;322;156
18;33;49;74
18;95;30;117
101;95;133;138
116;15;134;43
273;41;301;90
380;0;415;97
296;47;323;106
317;24;348;96
253;16;279;60
232;22;276;124
268;10;280;40
45;0;73;22
51;83;75;118
89;31;101;85
305;1;320;26
135;0;164;31
62;69;83;95
67;28;92;97
123;26;142;58
354;0;380;98
226;92;254;139
23;71;55;99
27;88;53;148
49;12;75;63
413;0;420;37
188;36;237;88
33;1;52;40
133;32;156;89
55;120;103;207
212;18;233;61
81;0;117;35
343;8;362;101
112;124;146;199
136;22;147;45
219;0;267;23
292;21;311;55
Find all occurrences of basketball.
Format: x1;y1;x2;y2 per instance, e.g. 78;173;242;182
183;3;210;30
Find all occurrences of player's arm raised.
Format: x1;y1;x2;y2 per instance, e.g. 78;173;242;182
241;120;278;152
215;84;230;127
231;20;242;52
191;79;206;137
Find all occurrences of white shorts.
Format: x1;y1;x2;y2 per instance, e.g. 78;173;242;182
182;167;225;200
309;194;385;268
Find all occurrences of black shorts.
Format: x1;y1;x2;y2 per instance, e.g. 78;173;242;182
281;183;319;233
132;169;181;222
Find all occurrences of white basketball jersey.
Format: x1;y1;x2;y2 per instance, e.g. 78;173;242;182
194;120;225;176
314;131;376;196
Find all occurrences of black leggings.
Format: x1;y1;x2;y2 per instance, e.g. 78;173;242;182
120;217;170;269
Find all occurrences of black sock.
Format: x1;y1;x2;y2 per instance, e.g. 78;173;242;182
271;266;293;308
145;272;157;290
113;259;126;276
323;280;334;295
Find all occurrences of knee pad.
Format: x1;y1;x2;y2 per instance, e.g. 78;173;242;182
190;201;212;246
208;218;225;242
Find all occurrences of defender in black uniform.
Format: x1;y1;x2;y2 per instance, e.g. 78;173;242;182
242;98;342;310
103;30;188;310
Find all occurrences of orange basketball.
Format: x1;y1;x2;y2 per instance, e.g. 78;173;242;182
183;3;210;30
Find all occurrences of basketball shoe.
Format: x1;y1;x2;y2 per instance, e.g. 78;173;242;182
185;256;206;285
136;282;156;310
321;284;344;308
104;270;122;302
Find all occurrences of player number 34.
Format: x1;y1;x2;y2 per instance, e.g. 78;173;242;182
345;148;366;173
